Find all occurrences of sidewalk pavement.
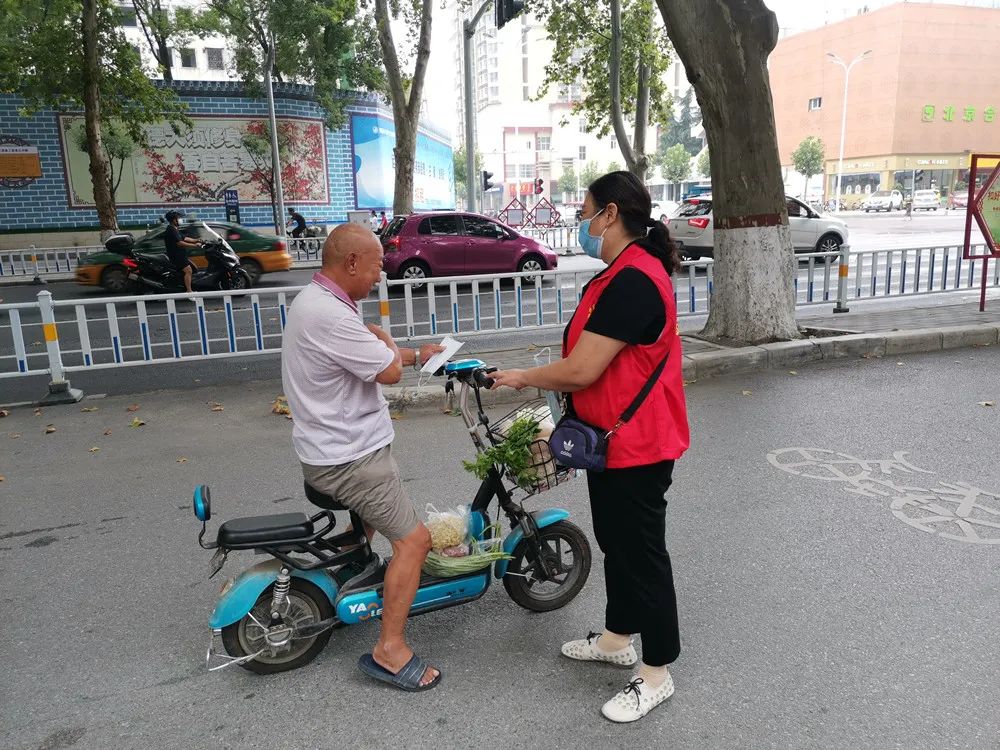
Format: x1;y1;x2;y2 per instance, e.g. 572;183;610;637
383;293;1000;408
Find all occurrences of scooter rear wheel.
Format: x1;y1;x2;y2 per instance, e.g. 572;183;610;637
221;578;333;674
503;520;591;612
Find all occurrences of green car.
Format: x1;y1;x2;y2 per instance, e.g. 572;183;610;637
76;221;294;292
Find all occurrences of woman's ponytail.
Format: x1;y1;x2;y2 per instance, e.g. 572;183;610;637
639;221;681;276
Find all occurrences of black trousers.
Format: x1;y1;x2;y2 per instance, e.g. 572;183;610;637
587;460;680;667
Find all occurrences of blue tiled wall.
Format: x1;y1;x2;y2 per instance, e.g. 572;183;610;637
0;83;449;232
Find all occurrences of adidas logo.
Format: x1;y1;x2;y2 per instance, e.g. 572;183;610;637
563;440;575;452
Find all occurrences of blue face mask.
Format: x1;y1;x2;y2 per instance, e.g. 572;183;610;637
578;208;606;259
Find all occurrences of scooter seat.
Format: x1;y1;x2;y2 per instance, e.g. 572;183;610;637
218;512;314;547
303;482;349;511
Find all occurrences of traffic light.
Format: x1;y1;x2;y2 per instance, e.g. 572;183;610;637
495;0;525;30
914;169;925;183
534;177;544;195
482;170;495;192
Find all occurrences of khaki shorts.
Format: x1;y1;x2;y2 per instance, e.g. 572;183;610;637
301;444;419;542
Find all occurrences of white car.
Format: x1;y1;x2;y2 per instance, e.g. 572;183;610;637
651;200;679;223
666;195;849;260
912;190;940;211
862;190;903;212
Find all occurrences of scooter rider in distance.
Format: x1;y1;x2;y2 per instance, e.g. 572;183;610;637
164;210;204;301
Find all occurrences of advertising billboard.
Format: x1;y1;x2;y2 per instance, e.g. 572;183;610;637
350;114;454;210
59;115;329;207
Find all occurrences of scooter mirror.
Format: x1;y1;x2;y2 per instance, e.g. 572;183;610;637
193;485;212;522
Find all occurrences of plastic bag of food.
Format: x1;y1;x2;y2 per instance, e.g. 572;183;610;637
439;543;470;558
424;504;470;552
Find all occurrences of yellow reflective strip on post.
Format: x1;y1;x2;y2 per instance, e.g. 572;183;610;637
43;322;58;341
379;300;390;317
839;264;849;278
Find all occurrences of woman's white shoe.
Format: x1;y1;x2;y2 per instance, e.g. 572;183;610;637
560;631;638;667
601;674;675;723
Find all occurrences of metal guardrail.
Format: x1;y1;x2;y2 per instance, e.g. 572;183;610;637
2;245;997;403
0;245;102;280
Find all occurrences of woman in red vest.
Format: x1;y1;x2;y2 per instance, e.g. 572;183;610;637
490;171;690;723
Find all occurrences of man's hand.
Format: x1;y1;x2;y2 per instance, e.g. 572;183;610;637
417;343;446;366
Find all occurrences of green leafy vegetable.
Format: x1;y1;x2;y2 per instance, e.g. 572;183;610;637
463;416;541;490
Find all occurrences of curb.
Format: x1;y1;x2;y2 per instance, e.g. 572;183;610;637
681;322;1000;380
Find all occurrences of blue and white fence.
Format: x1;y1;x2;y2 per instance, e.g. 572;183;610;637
2;245;998;398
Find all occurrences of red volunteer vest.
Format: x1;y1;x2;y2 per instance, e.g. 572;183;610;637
563;243;690;468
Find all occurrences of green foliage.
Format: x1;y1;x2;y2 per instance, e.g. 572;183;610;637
462;417;542;491
72;121;137;202
696;148;710;178
533;0;673;138
130;0;219;80
0;0;189;142
558;164;578;195
656;88;702;159
453;146;483;186
607;161;623;173
661;143;691;183
580;160;603;188
791;136;825;181
210;0;382;130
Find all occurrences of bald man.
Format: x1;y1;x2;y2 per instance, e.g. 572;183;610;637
281;223;444;691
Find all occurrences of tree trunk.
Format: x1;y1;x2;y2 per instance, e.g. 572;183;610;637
157;38;173;82
374;0;433;215
632;56;650;181
82;0;118;236
608;0;649;181
655;0;798;344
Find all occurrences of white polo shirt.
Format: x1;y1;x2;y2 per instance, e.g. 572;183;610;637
281;275;396;465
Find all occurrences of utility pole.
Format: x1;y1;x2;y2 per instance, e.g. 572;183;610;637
264;32;286;236
463;1;493;213
826;50;871;214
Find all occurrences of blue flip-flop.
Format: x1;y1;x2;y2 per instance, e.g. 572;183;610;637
358;653;442;692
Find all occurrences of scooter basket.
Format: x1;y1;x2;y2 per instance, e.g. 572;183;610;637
488;399;575;496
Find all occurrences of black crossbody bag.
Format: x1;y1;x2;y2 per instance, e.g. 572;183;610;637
547;350;670;472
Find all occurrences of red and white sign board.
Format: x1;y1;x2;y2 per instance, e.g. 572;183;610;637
963;153;1000;311
499;198;528;228
528;197;561;227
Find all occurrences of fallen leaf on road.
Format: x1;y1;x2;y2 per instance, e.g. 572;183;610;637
271;396;291;416
129;417;146;428
177;457;188;463
209;402;224;412
896;362;904;366
44;424;56;434
103;428;112;436
0;409;8;418
389;411;404;420
0;475;5;482
126;404;140;412
742;390;753;397
9;433;21;439
285;414;293;421
80;406;99;413
978;401;995;407
33;408;42;417
788;370;798;376
88;447;100;453
31;340;42;346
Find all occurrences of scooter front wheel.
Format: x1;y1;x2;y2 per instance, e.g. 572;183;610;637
503;520;591;612
221;578;333;674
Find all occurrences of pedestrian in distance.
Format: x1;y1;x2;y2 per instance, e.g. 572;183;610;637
281;223;446;692
489;171;690;723
905;195;913;220
379;210;389;232
163;210;203;302
369;209;379;233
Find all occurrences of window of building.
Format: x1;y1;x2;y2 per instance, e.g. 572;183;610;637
579;146;586;161
206;48;224;70
808;97;822;111
610;138;617;150
505;164;518;179
562;158;574;171
118;6;137;26
578;118;586;133
519;164;534;179
538;134;551;151
179;48;197;68
488;86;499;100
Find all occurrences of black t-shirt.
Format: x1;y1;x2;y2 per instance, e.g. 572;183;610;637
583;265;666;346
290;212;306;231
164;224;186;264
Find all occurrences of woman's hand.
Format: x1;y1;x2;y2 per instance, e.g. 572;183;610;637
488;369;530;390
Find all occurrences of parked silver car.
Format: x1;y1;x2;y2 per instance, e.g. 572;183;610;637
862;190;903;212
667;195;850;260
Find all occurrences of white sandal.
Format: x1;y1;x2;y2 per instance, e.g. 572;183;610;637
560;631;638;667
601;673;675;723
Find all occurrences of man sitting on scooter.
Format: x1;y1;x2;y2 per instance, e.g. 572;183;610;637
164;210;203;300
281;223;445;692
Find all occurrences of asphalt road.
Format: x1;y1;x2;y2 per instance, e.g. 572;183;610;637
1;347;997;748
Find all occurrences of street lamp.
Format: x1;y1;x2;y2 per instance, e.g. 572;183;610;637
827;49;871;213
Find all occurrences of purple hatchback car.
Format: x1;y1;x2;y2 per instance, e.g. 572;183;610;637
379;212;559;282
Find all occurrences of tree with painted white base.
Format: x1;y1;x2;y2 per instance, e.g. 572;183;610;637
655;0;798;344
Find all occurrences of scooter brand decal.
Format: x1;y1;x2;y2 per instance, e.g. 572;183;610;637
348;602;382;621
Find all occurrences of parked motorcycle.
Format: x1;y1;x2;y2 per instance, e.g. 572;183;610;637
192;359;592;674
111;223;252;294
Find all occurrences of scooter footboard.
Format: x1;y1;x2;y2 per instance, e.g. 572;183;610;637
209;558;339;629
494;508;570;579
